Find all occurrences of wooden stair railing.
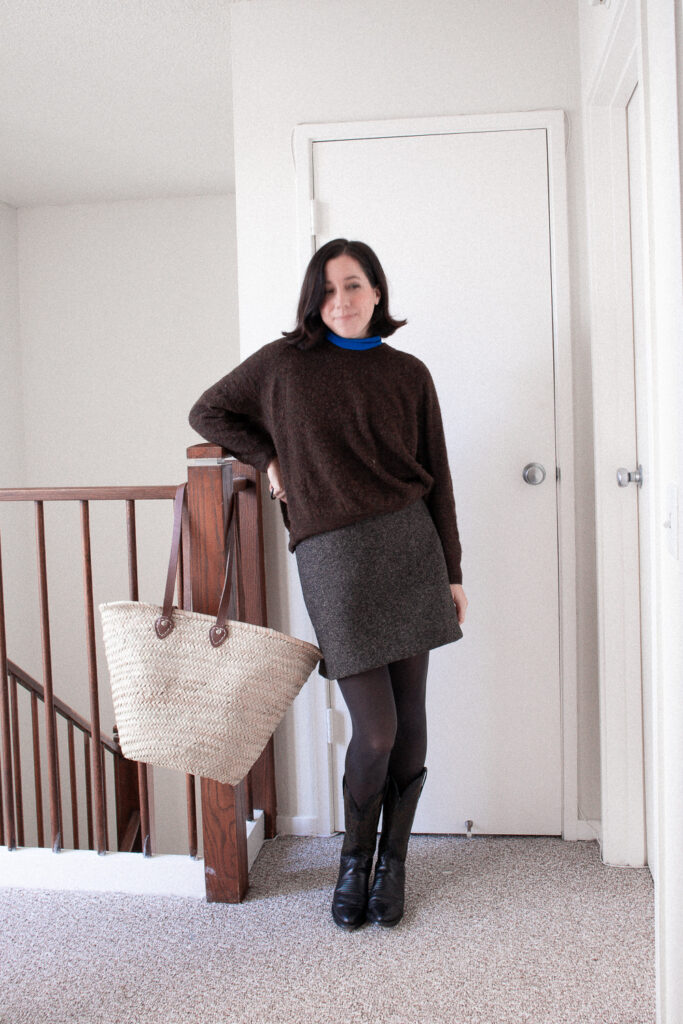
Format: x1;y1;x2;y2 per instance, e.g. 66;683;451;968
0;448;277;902
0;658;145;855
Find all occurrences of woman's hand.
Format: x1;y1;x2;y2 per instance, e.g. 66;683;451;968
450;583;468;624
267;456;287;502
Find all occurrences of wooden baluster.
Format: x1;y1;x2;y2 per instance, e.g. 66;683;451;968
35;501;61;852
186;774;198;859
0;532;16;851
101;744;109;852
67;721;79;850
125;499;139;603
177;503;199;860
80;501;106;854
9;675;24;846
0;532;16;850
84;733;93;850
245;772;254;823
55;721;64;850
31;692;44;848
126;499;151;857
113;724;142;853
136;762;151;857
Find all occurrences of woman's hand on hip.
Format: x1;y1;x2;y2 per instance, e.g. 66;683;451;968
450;584;467;624
267;457;287;502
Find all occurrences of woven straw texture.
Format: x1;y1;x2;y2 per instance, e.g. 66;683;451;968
99;601;321;785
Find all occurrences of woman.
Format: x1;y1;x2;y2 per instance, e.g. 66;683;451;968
189;238;467;930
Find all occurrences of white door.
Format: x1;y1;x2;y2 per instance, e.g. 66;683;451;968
626;81;656;875
312;127;563;835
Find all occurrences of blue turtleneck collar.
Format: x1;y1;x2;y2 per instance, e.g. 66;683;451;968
326;329;383;350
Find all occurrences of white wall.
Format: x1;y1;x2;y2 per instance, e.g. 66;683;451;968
0;202;36;849
4;194;239;854
18;195;238;489
578;0;683;1018
0;202;29;627
229;0;599;831
0;203;23;487
638;2;683;1019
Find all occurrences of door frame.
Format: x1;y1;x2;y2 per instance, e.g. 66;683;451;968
293;111;582;840
584;0;648;868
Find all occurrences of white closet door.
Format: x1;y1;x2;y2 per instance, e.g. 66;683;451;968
314;128;562;835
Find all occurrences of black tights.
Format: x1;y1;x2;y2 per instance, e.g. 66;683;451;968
337;650;429;806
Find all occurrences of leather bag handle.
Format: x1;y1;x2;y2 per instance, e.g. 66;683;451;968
155;481;246;646
208;489;245;647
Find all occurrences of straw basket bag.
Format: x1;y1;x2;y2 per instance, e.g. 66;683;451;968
99;482;321;785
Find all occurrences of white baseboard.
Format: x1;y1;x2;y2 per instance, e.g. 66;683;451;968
276;814;335;836
0;811;265;899
275;815;602;843
574;818;601;842
0;845;206;898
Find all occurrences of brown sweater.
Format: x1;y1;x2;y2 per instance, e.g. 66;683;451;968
188;337;463;584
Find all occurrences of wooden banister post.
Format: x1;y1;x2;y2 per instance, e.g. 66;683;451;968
186;443;248;902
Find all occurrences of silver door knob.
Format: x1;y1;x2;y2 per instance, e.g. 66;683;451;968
616;465;643;488
522;462;546;485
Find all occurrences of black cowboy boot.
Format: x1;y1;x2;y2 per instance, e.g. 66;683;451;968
367;767;427;928
331;776;386;930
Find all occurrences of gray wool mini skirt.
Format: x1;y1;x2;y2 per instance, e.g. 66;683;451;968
294;497;463;680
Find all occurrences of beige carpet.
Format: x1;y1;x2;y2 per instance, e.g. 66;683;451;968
1;836;654;1024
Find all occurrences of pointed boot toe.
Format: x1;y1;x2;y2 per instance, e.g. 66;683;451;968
366;855;406;927
331;854;373;929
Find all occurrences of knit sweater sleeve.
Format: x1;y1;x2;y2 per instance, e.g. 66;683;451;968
418;367;463;585
188;346;277;474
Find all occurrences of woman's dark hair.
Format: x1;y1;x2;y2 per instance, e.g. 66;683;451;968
282;238;407;350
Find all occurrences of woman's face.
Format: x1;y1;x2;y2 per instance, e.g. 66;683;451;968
319;254;380;338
